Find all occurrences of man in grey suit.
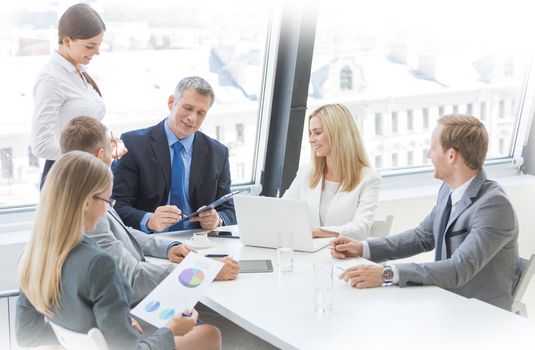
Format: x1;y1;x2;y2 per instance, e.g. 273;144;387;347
60;116;240;304
331;114;519;310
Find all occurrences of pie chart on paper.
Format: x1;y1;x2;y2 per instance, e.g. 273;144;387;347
178;268;205;288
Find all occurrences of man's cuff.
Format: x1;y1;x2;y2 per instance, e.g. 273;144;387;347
140;212;152;233
166;241;182;254
391;264;400;284
361;241;371;259
218;213;225;227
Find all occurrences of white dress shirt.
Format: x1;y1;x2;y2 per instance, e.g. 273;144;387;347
31;51;105;160
362;176;476;284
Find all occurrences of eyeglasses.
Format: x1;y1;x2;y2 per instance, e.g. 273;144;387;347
93;195;116;208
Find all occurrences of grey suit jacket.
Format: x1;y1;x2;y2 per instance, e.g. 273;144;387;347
16;236;174;349
89;208;177;304
367;170;519;310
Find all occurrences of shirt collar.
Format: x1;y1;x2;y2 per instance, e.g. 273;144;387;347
164;119;194;155
450;175;476;206
51;50;86;74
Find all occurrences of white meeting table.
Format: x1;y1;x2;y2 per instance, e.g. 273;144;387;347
149;226;535;350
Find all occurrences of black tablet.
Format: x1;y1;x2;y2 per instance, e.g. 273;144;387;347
180;190;242;222
207;230;240;239
239;259;273;273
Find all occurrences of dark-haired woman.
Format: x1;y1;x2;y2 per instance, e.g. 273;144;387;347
31;3;125;187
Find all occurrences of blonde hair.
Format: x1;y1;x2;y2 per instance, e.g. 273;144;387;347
308;104;370;191
438;114;488;170
18;151;112;316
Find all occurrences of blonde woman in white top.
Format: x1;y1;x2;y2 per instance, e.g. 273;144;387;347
284;104;381;240
31;3;125;187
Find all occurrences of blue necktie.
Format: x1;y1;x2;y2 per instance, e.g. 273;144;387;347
435;194;452;261
169;141;187;231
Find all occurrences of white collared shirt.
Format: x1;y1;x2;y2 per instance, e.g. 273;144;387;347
449;175;475;211
31;51;105;160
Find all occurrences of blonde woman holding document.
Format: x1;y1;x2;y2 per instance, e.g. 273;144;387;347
284;104;381;240
16;151;221;350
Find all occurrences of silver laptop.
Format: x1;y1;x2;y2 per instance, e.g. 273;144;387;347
234;196;331;252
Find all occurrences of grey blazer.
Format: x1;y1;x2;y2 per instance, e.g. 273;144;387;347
89;208;177;304
367;170;519;310
15;236;175;349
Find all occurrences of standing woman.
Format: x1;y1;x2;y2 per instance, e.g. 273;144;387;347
284;104;381;240
16;151;221;350
31;3;108;188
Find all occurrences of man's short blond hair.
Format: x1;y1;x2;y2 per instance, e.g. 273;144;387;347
60;116;107;154
438;114;488;170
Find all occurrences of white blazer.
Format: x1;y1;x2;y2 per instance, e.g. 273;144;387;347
283;164;381;240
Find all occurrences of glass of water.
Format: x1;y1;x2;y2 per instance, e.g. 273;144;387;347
277;231;293;273
313;261;333;313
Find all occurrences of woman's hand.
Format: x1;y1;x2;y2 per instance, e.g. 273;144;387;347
110;133;128;159
166;309;198;336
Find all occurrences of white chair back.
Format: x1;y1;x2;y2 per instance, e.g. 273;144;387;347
512;253;535;317
49;321;108;350
369;215;394;237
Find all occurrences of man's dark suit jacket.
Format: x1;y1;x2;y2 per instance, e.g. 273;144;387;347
112;119;236;231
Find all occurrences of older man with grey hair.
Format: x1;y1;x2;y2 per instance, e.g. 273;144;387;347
112;76;237;236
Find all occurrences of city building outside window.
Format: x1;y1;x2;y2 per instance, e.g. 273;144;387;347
374;155;382;169
235;123;244;144
422;108;430;130
391;111;398;133
374;113;383;136
407;110;413;131
407;150;414;166
340;66;353;90
467;103;473;115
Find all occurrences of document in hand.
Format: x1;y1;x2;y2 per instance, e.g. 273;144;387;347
131;252;223;327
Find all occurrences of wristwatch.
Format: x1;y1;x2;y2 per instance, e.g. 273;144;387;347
382;265;394;285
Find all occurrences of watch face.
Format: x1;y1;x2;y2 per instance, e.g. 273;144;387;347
382;266;394;282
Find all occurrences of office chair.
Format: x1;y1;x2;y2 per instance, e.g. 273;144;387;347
369;215;394;237
511;253;535;317
49;321;108;350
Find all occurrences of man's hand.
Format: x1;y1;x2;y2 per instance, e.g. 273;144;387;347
190;207;220;230
312;227;338;238
147;205;182;232
215;257;240;280
167;244;194;263
330;236;363;259
339;263;383;288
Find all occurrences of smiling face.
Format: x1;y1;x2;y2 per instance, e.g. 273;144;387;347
309;115;331;158
167;89;212;139
83;184;112;232
427;124;452;181
61;31;104;66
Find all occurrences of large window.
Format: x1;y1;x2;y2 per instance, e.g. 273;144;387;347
0;0;271;207
300;0;533;171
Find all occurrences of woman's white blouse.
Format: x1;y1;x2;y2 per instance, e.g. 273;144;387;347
283;164;382;240
31;51;105;160
319;180;339;226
